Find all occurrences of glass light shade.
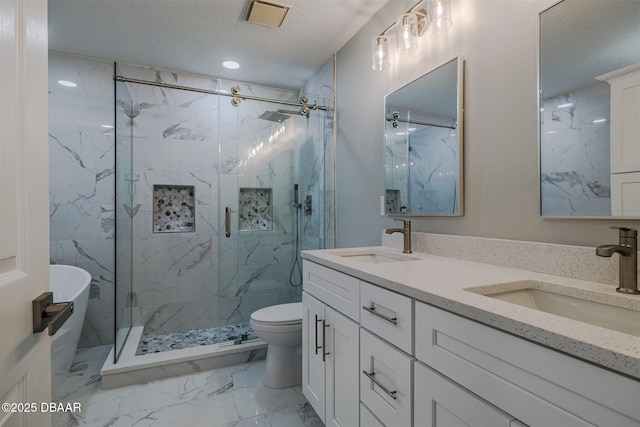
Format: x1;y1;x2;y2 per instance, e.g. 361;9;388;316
427;0;453;33
395;13;419;53
371;35;390;71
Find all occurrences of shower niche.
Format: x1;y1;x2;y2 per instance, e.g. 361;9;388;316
239;188;273;231
153;185;195;233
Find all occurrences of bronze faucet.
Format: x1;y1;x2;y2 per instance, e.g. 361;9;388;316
385;219;412;254
596;226;638;294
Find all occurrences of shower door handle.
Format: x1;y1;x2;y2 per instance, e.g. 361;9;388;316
225;207;231;238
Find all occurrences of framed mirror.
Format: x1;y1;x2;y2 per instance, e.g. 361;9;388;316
539;0;640;218
384;57;464;216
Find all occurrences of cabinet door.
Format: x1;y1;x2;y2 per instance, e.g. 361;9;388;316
302;292;326;423
325;306;360;427
415;362;515;427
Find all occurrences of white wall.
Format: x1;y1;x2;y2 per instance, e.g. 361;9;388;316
336;0;640;248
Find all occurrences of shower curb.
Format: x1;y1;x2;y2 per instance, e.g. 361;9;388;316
100;326;267;389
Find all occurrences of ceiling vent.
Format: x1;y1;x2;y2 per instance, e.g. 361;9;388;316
246;0;289;28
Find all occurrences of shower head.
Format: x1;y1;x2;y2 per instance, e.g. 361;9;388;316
258;110;293;123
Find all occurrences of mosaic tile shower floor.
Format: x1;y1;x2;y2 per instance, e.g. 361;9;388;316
136;323;258;355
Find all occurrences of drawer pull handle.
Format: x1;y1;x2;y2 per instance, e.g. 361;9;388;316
362;305;397;325
362;370;397;400
322;320;330;361
315;315;322;355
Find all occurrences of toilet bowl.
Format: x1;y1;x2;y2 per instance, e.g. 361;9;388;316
250;302;302;389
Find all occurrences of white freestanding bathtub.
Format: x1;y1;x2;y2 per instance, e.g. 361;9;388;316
49;264;91;394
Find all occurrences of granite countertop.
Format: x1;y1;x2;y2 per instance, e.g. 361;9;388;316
301;246;640;379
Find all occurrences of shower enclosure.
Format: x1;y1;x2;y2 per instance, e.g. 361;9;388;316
113;66;332;362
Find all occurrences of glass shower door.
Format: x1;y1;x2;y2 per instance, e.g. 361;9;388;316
114;65;133;362
217;87;325;341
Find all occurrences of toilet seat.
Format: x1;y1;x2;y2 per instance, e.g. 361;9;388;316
250;302;302;326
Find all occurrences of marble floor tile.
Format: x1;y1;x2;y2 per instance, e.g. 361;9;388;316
53;345;321;427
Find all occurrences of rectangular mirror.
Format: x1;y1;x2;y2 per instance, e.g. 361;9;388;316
384;57;464;216
539;0;640;218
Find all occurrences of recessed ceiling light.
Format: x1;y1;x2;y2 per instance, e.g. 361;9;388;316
592;118;606;123
58;80;77;87
557;103;573;109
223;61;240;70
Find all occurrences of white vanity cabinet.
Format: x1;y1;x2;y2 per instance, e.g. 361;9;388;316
359;281;414;426
415;302;640;427
414;362;516;427
302;261;360;427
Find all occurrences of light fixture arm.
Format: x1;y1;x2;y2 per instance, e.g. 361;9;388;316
376;0;429;38
371;0;452;71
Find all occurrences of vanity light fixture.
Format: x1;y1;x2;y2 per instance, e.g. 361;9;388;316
372;35;390;71
371;0;453;71
396;13;419;53
427;0;453;33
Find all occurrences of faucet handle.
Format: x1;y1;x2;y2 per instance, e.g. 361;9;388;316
610;226;637;238
394;218;411;227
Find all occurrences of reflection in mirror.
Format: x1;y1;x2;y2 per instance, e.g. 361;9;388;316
385;57;464;216
539;0;640;217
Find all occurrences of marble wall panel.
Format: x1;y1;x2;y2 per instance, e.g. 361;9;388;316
50;54;334;345
540;82;611;216
386;117;458;214
49;54;116;346
408;122;459;214
301;58;335;249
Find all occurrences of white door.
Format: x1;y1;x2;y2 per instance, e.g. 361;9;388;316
0;0;51;426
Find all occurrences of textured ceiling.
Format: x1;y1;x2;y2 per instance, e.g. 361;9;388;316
48;0;390;90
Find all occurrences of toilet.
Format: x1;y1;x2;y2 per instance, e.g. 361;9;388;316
250;302;303;389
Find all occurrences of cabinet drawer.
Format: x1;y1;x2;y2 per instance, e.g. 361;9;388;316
360;403;385;427
303;260;360;321
415;302;640;426
360;329;413;427
360;281;413;354
415;361;515;427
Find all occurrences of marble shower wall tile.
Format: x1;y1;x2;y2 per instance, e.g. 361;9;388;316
49;54;116;346
306;58;336;249
50;53;334;343
409;121;458;214
540;82;611;216
386;113;458;214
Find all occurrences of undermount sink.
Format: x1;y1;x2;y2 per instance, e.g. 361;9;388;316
333;250;419;264
466;281;640;337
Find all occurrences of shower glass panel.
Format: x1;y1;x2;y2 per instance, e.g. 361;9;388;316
114;65;134;362
113;68;329;358
217;83;325;340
